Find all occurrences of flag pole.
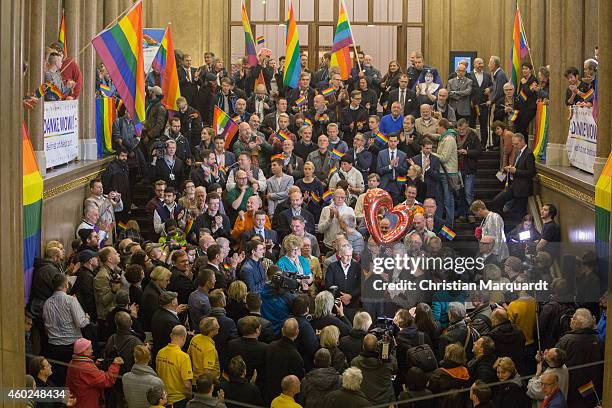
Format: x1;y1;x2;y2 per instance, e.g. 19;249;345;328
517;4;535;70
342;0;362;73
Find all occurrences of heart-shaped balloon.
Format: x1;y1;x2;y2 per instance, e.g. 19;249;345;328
363;188;414;244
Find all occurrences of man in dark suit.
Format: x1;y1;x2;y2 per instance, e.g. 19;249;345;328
264;318;305;403
213;135;237;171
261;97;294;134
150;139;185;190
227;316;269;391
177;54;199;106
386;73;419;117
467;57;493;144
150;291;182;357
205;244;227;291
247;84;274;120
286;72;316;113
241;210;279;251
376;133;408;205
276;190;315;240
166;250;195;307
214;77;238;117
486;56;508;148
193;192;231;240
326;246;361;313
490;133;535;222
412;138;444;220
209;289;239;371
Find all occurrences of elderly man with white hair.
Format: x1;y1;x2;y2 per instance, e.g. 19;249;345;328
555;308;602;408
326;244;361;314
318;188;355;250
321;367;370;407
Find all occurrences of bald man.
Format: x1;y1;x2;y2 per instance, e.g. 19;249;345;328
539;372;567;408
265;318;305;403
247;84;273;120
350;334;397;405
271;375;302;408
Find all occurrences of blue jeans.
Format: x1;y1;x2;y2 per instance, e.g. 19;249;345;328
441;174;455;227
457;173;475;217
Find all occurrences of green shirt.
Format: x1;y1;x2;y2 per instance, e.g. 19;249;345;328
226;186;254;212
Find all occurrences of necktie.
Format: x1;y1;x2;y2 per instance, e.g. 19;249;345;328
257;229;264;239
187;68;191;82
400;90;405;110
390;151;396;179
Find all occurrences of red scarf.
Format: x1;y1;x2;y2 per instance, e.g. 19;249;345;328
540;389;560;408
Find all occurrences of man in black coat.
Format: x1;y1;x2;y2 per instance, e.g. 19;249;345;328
242;292;276;343
101;148;132;218
556;308;603;408
275;190;316;240
392;309;434;386
467;336;498;383
228;316;269;392
150;291;182;357
486;308;525;369
339;90;369;146
326;246;361;310
192;192;231;240
220;355;265;408
345;133;373;182
166;250;195;306
490;133;536;222
176;96;204;148
69;250;99;321
209;289;239;370
300;348;342;408
177;54;199;106
264;318;305;403
466;57;493;144
290;295;320;372
29;247;64;319
386;73;419;117
150;139;185;190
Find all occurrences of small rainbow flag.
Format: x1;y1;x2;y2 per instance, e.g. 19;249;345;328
310;191;321;203
396;175;407;185
440;225;456;241
278;130;291;141
58;9;68;57
219;166;227;176
304;118;313;127
99;83;113;97
578;380;596;397
511;110;519;122
271;153;286;161
321;87;335;97
580;88;594;101
375;131;388;145
214;106;239;149
295;95;307;107
322;190;333;203
519;88;527;103
46;83;64;100
223;262;232;270
256;35;265;45
117;221;127;231
330;148;344;160
185;218;194;234
328;166;338;179
34;84;46;99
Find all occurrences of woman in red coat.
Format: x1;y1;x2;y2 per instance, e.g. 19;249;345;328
66;338;124;407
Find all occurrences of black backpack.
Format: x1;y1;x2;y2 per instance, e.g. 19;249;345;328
406;332;438;373
558;304;578;338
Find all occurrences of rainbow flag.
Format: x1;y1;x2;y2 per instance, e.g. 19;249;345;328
375;131;388;145
92;0;146;131
271;153;286;161
214;106;239;149
241;1;258;67
595;152;612;290
592;77;598;123
322;190;333;203
519;88;527;103
310;191;321;203
509;5;529;94
396;175;407;185
328;166;338;179
219;166;227;177
440;225;456;241
34;84;46;99
532;101;548;162
295;95;307;107
99;83;113;97
330;148;344;160
22;122;43;301
510;110;519;122
46;83;64;100
185;218;194;234
96;97;117;156
152;24;181;111
254;70;265;91
58;9;68;57
256;35;265;45
330;0;354;80
117;221;128;231
577;380;596;397
303;118;313;127
283;0;301;88
321;87;335;97
580;87;594;102
278;130;291;141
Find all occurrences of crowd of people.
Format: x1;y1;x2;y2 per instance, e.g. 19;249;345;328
26;44;606;408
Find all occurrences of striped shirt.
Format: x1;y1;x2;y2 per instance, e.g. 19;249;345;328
43;290;90;345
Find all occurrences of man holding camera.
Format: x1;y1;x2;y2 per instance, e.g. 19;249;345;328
94;246;124;335
326;245;361;318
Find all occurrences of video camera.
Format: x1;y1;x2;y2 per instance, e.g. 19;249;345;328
369;317;396;362
270;272;307;292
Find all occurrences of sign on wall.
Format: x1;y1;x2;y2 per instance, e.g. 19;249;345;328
43;100;79;168
566;106;597;174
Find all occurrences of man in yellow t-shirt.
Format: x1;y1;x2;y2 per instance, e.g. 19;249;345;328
156;325;193;406
188;316;221;379
271;375;302;408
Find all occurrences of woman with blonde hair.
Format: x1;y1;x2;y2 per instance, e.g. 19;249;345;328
493;357;530;408
277;235;313;291
320;325;348;373
226;280;249;322
141;266;173;331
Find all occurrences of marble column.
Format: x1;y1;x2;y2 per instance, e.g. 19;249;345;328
594;0;611;180
104;0;119;27
0;0;26;402
544;0;570;166
25;0;47;174
79;0;98;160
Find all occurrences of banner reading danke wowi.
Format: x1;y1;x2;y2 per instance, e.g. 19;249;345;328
43;100;79;168
566;106;597;174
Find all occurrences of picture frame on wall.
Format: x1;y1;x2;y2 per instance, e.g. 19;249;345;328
449;51;478;73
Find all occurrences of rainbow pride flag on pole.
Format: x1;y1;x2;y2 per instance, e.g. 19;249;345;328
152;24;181;111
92;0;146;131
214;106;239;149
283;0;301;89
241;1;258;67
96;97;117;157
577;380;596;398
22;122;43;301
58;9;68;57
330;0;354;80
322;190;333;203
510;4;529;94
532;101;548;162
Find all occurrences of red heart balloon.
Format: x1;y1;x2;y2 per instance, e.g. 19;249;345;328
363;188;414;244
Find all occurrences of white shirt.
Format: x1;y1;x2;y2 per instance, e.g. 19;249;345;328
474;71;484;87
341;262;351;278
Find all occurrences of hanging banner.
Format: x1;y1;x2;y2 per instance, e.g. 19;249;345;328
566;106;597;174
143;28;165;72
43;100;79;168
